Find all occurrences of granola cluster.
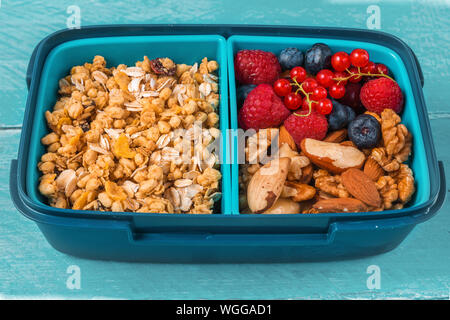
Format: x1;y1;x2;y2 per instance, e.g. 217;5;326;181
38;55;222;214
239;109;415;213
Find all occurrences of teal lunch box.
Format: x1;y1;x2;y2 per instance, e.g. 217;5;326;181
10;25;445;262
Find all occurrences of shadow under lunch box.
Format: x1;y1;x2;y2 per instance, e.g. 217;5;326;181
10;25;445;262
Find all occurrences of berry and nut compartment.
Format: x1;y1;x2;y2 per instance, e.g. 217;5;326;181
26;35;232;215
228;35;430;215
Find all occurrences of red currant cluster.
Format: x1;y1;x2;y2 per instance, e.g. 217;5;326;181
273;48;392;117
273;67;332;115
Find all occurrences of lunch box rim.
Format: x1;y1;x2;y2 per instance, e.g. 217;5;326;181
12;24;444;227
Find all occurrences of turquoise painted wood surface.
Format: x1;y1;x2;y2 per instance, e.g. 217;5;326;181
0;0;449;299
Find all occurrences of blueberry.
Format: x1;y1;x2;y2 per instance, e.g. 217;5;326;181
278;47;304;70
236;84;256;107
348;114;381;149
328;100;355;131
347;105;356;123
304;43;332;75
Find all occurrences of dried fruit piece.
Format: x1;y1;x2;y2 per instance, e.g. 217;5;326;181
341;168;382;207
104;181;127;201
113;134;136;159
150;58;176;76
247;157;290;213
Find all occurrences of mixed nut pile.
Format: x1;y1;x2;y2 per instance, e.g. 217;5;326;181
236;44;415;214
38;55;222;214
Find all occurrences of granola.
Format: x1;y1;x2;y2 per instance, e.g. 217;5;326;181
38;55;221;214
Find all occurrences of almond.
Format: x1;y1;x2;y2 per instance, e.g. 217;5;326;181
247;157;291;213
317;191;336;200
341;168;382;207
279;125;297;151
300;138;366;174
364;158;384;181
313;197;368;213
324;129;347;143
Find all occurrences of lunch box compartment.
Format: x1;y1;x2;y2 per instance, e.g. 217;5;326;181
25;34;231;215
10;25;445;262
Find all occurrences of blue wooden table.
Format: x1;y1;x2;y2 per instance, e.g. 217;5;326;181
0;0;449;299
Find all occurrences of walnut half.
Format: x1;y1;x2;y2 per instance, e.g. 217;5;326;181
392;164;415;203
380;109;412;162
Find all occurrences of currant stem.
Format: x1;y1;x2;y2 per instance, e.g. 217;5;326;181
333;67;394;84
291;78;312;117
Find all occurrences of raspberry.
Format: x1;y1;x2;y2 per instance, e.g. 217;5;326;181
238;84;291;130
283;111;328;148
235;50;281;85
360;78;404;114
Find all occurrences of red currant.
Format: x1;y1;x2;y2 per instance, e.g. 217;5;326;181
348;67;362;83
302;98;309;110
329;83;346;99
317;98;333;115
376;63;389;75
284;92;302;110
273;78;292;97
333;71;349;85
302;78;318;93
290;66;307;83
311;86;328;100
302;98;318;111
361;61;376;74
331;52;351;72
316;69;335;88
350;48;369;67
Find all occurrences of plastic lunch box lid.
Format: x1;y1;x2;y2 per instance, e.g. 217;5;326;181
12;24;445;230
